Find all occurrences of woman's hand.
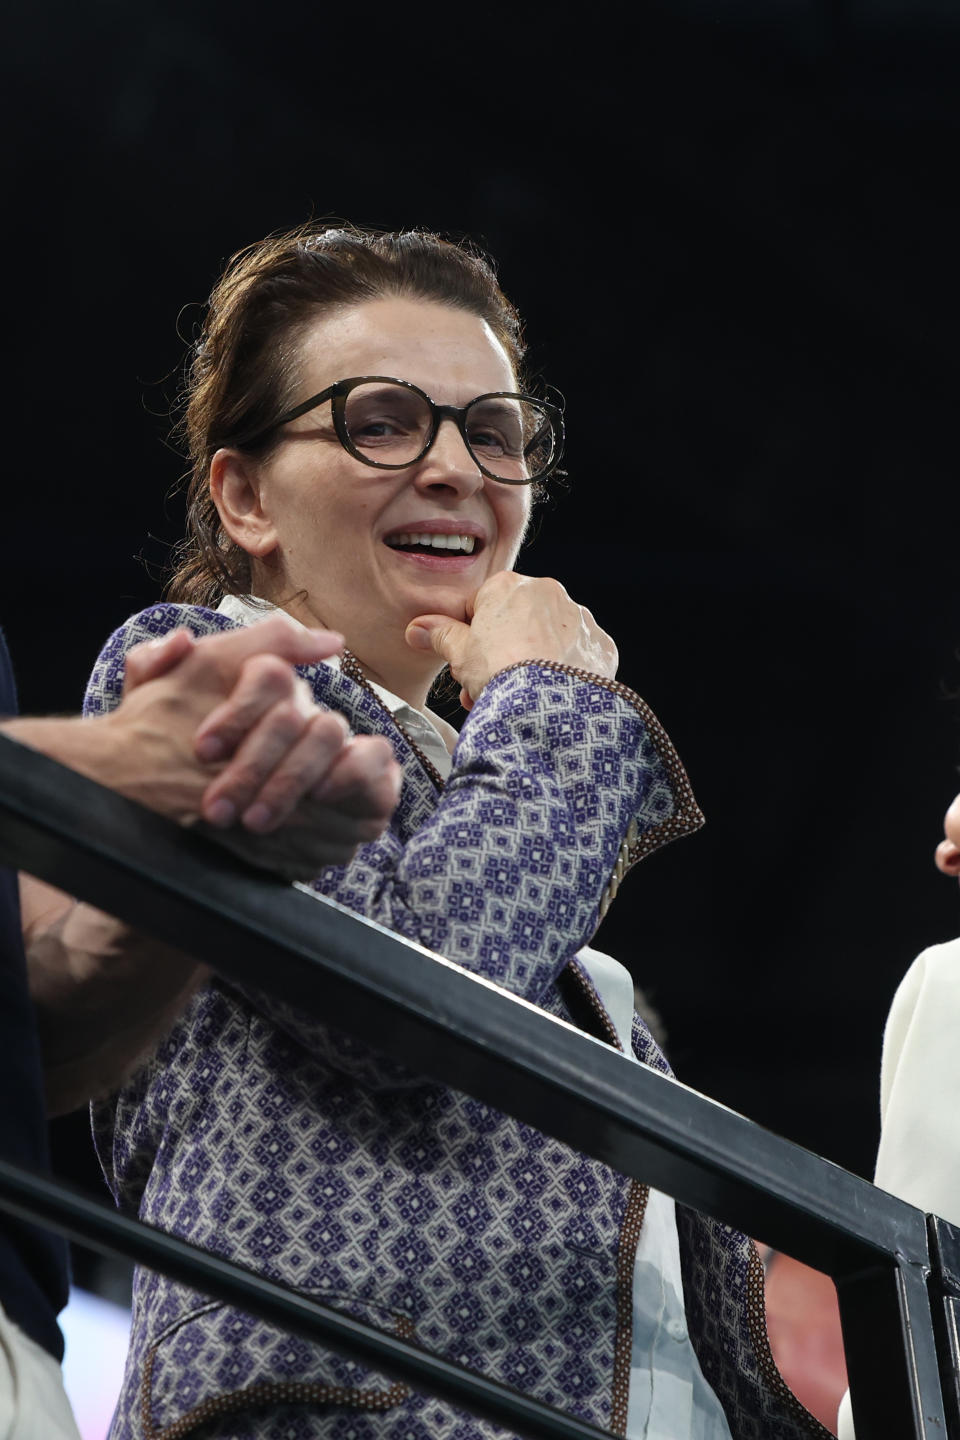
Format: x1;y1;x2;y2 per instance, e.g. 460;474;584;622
405;572;618;710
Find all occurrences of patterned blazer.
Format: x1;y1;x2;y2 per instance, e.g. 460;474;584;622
84;603;829;1440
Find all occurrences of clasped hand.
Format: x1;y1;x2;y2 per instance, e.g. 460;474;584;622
112;618;401;880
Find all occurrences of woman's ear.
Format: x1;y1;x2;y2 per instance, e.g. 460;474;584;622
210;449;278;558
935;839;960;876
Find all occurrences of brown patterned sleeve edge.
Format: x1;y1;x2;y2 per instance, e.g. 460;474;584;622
488;660;705;896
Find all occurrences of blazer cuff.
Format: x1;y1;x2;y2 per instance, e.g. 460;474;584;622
488;659;704;920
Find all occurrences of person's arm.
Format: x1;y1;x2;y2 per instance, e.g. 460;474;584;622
81;585;699;1092
21;875;210;1117
264;658;697;1093
8;619;399;1113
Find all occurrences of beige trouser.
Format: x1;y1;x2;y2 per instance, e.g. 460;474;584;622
0;1301;81;1440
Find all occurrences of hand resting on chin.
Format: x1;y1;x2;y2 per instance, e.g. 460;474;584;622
405;571;618;711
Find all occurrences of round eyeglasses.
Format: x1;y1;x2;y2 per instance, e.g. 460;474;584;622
227;376;565;485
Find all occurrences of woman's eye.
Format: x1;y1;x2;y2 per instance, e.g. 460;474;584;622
352;415;411;442
468;427;514;456
468;427;501;451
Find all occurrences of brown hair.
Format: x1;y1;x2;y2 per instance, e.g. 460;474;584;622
166;222;528;606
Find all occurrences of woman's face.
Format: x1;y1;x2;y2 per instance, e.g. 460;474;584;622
221;297;532;656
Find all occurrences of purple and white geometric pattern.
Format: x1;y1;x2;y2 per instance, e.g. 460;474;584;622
84;604;828;1440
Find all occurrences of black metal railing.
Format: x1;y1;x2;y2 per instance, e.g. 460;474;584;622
0;731;957;1439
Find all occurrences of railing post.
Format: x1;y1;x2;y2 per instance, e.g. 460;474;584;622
927;1216;960;1438
837;1252;947;1439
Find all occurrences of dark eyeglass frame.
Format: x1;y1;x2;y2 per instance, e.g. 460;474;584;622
226;375;566;486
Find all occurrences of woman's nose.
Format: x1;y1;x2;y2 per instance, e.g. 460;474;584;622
412;419;483;495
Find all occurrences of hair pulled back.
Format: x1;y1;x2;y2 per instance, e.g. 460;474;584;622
166;222;527;605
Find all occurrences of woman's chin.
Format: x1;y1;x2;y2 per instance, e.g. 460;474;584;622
406;599;470;628
396;581;475;625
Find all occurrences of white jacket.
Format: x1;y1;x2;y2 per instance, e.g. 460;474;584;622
837;936;960;1439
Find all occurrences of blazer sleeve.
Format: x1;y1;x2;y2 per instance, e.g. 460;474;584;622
325;660;702;997
85;607;703;1085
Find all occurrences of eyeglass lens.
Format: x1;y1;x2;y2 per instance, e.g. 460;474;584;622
341;383;555;480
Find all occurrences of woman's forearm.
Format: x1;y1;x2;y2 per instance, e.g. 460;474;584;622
248;662;700;1089
81;604;701;1090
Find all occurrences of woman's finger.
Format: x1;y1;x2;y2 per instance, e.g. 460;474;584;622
405;616;471;671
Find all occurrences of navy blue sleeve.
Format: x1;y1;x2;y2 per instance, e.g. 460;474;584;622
0;631;70;1359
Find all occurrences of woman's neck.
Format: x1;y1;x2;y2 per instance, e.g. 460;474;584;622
349;646;440;711
268;590;442;712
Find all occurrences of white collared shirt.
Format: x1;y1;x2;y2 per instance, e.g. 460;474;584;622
581;947;732;1438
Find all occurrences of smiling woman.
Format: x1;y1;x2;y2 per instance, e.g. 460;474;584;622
205;295;537;707
81;223;830;1440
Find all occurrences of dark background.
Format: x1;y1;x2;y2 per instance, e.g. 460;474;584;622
4;0;960;1271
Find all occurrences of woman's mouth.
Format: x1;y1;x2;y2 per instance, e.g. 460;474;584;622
385;531;477;556
382;526;485;569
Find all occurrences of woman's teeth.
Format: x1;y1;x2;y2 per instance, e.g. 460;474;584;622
386;533;477;554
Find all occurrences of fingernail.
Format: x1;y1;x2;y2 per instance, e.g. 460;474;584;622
243;802;273;832
205;797;235;827
405;624;431;650
196;734;225;762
